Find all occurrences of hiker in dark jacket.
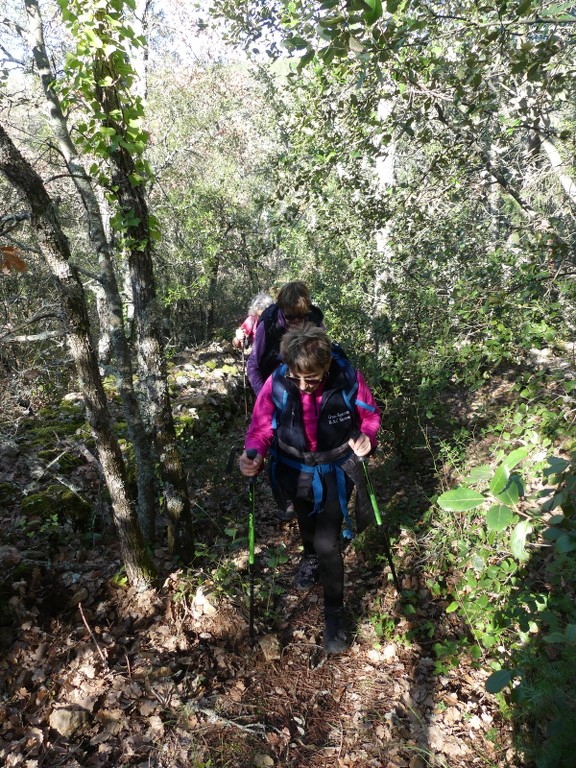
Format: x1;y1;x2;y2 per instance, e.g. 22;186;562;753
239;324;381;654
246;281;323;395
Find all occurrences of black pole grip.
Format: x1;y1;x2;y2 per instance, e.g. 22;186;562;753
246;448;257;460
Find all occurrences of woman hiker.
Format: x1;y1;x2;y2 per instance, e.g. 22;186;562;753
232;292;274;350
246;280;323;395
239;324;381;654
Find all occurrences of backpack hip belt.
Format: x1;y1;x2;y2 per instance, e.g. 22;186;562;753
273;438;355;539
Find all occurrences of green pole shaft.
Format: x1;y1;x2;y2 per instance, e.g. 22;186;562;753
246;448;257;645
248;483;255;566
362;460;382;526
360;458;401;592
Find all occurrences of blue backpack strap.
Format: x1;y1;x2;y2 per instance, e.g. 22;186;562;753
271;364;289;430
331;343;376;417
330;345;362;424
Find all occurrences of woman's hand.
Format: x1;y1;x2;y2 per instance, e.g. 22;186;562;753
239;450;263;477
232;328;245;349
348;432;371;457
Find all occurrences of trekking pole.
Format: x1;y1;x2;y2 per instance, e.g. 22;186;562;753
358;457;401;592
246;448;258;646
240;347;248;419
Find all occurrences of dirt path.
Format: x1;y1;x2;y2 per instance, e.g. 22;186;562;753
0;351;513;767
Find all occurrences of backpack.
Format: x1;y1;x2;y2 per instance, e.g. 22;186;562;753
256;303;324;382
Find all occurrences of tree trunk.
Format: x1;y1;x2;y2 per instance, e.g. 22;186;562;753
0;122;155;588
118;172;195;559
93;63;194;557
25;0;158;541
206;251;220;340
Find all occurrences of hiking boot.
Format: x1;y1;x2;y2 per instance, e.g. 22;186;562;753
294;555;319;590
275;500;296;522
324;607;347;655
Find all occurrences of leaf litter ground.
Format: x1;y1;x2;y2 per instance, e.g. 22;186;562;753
0;347;514;767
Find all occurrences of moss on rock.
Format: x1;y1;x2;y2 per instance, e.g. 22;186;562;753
21;485;91;527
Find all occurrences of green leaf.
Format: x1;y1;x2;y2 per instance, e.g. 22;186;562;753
348;35;365;53
297;49;315;71
543;632;566;644
502;447;529;471
517;0;533;14
437;488;486;511
490;464;510;496
540;3;576;20
465;465;493;484
543;456;570;478
485;669;513;693
285;35;308;50
364;0;383;24
486;504;514;531
446;601;459;613
510;519;532;561
555;534;576;554
493;475;523;506
543;526;563;541
490;448;528;495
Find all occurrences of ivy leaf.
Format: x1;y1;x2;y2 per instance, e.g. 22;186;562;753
437;488;485;511
485;668;513;693
510;519;532;561
486;504;514;531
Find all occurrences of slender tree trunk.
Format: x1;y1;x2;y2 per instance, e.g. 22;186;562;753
117;168;195;559
91;56;194;558
25;0;158;541
241;233;260;294
206;252;220;339
540;135;576;206
0;122;155;588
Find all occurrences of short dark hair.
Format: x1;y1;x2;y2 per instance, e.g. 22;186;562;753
277;281;311;316
280;323;331;373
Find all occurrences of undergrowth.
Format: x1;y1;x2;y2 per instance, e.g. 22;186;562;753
421;365;576;767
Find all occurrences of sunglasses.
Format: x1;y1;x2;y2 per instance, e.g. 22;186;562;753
285;371;327;387
284;312;311;322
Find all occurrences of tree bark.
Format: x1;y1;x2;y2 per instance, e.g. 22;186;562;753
91;54;195;559
0;121;155;588
24;0;159;541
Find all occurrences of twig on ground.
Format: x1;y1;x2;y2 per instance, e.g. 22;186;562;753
78;601;108;666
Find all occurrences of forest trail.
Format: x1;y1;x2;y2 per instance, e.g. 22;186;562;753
0;346;512;768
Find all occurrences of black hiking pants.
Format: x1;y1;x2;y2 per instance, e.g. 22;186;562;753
292;472;353;609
